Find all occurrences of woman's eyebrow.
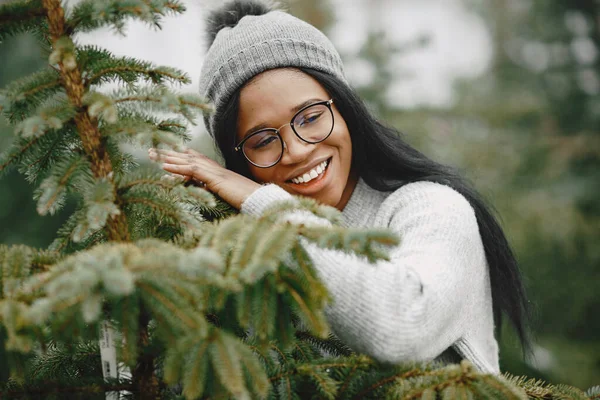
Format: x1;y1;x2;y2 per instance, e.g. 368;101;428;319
243;123;269;138
291;98;323;113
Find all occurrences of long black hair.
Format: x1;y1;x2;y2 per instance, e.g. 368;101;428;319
212;67;531;351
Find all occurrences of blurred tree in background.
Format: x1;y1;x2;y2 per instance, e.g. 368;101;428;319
342;0;600;389
0;34;73;249
1;0;598;391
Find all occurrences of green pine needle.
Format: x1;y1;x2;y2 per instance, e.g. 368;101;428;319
33;154;89;216
1;68;62;123
111;86;212;125
66;0;187;35
78;45;190;87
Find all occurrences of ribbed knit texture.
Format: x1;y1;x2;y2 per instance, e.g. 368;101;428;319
241;178;500;374
198;10;346;136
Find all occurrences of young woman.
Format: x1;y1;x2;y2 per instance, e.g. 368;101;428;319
149;0;530;374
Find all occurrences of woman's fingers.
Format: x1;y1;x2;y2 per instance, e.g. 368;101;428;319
147;147;260;210
185;147;204;157
149;147;218;187
154;154;188;165
160;173;190;183
161;163;196;177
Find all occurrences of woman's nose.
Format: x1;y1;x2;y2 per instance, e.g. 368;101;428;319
279;127;315;164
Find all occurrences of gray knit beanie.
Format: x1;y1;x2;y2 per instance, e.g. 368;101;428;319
199;0;347;137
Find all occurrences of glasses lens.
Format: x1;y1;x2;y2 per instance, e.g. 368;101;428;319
293;104;333;143
242;130;283;167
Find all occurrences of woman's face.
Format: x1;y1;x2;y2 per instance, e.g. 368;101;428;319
236;69;357;210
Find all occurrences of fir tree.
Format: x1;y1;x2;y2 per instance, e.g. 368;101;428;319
0;1;596;399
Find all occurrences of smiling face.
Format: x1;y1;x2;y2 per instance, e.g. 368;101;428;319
236;68;357;210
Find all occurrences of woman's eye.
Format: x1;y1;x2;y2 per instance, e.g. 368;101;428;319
252;135;277;149
298;111;323;126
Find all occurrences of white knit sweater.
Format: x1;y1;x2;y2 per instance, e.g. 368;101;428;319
240;177;500;374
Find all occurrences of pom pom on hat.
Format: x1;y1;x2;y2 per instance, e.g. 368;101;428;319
205;0;275;47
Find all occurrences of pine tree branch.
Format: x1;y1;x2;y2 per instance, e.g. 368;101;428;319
65;0;186;35
0;134;42;173
1;68;63;123
136;282;199;330
352;368;422;400
268;370;296;383
270;344;288;362
86;65;188;87
113;94;213;111
244;344;272;368
35;155;83;215
19;79;61;100
31;262;52;273
123;196;181;221
338;363;361;397
25;129;79;177
118;178;175;192
293;342;309;362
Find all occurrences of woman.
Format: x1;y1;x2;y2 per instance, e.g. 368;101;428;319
149;0;530;374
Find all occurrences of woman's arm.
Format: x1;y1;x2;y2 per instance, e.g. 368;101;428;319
241;182;488;365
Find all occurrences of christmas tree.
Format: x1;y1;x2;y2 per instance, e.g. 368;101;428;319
0;1;597;399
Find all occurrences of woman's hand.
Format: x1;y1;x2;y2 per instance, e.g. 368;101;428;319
148;147;261;210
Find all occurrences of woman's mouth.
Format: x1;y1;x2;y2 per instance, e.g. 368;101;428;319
287;158;331;186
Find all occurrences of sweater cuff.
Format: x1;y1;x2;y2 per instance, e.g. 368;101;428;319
240;184;296;217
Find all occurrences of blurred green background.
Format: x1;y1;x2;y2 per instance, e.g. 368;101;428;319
1;0;598;390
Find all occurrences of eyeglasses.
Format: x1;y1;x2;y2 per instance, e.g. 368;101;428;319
234;99;335;168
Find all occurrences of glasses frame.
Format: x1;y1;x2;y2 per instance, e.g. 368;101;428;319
234;99;335;168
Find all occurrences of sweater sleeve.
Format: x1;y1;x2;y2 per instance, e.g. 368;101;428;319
240;183;487;366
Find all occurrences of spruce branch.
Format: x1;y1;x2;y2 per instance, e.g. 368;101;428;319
587;386;600;400
102;116;188;147
294;331;354;358
239;223;298;283
383;361;527;400
0;244;59;299
0;68;62;123
0;122;80;184
260;196;344;225
33;154;89;216
0;132;43;175
65;0;186;35
116;168;180;192
14;96;76;139
103;109;189;148
298;224;399;263
122;190;186;225
504;374;591;400
112;86;213;124
77;46;190;87
3;240;227;343
48;207;107;254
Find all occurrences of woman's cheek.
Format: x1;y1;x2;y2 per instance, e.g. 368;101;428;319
247;167;273;185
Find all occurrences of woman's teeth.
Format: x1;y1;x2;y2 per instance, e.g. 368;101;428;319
291;159;329;184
